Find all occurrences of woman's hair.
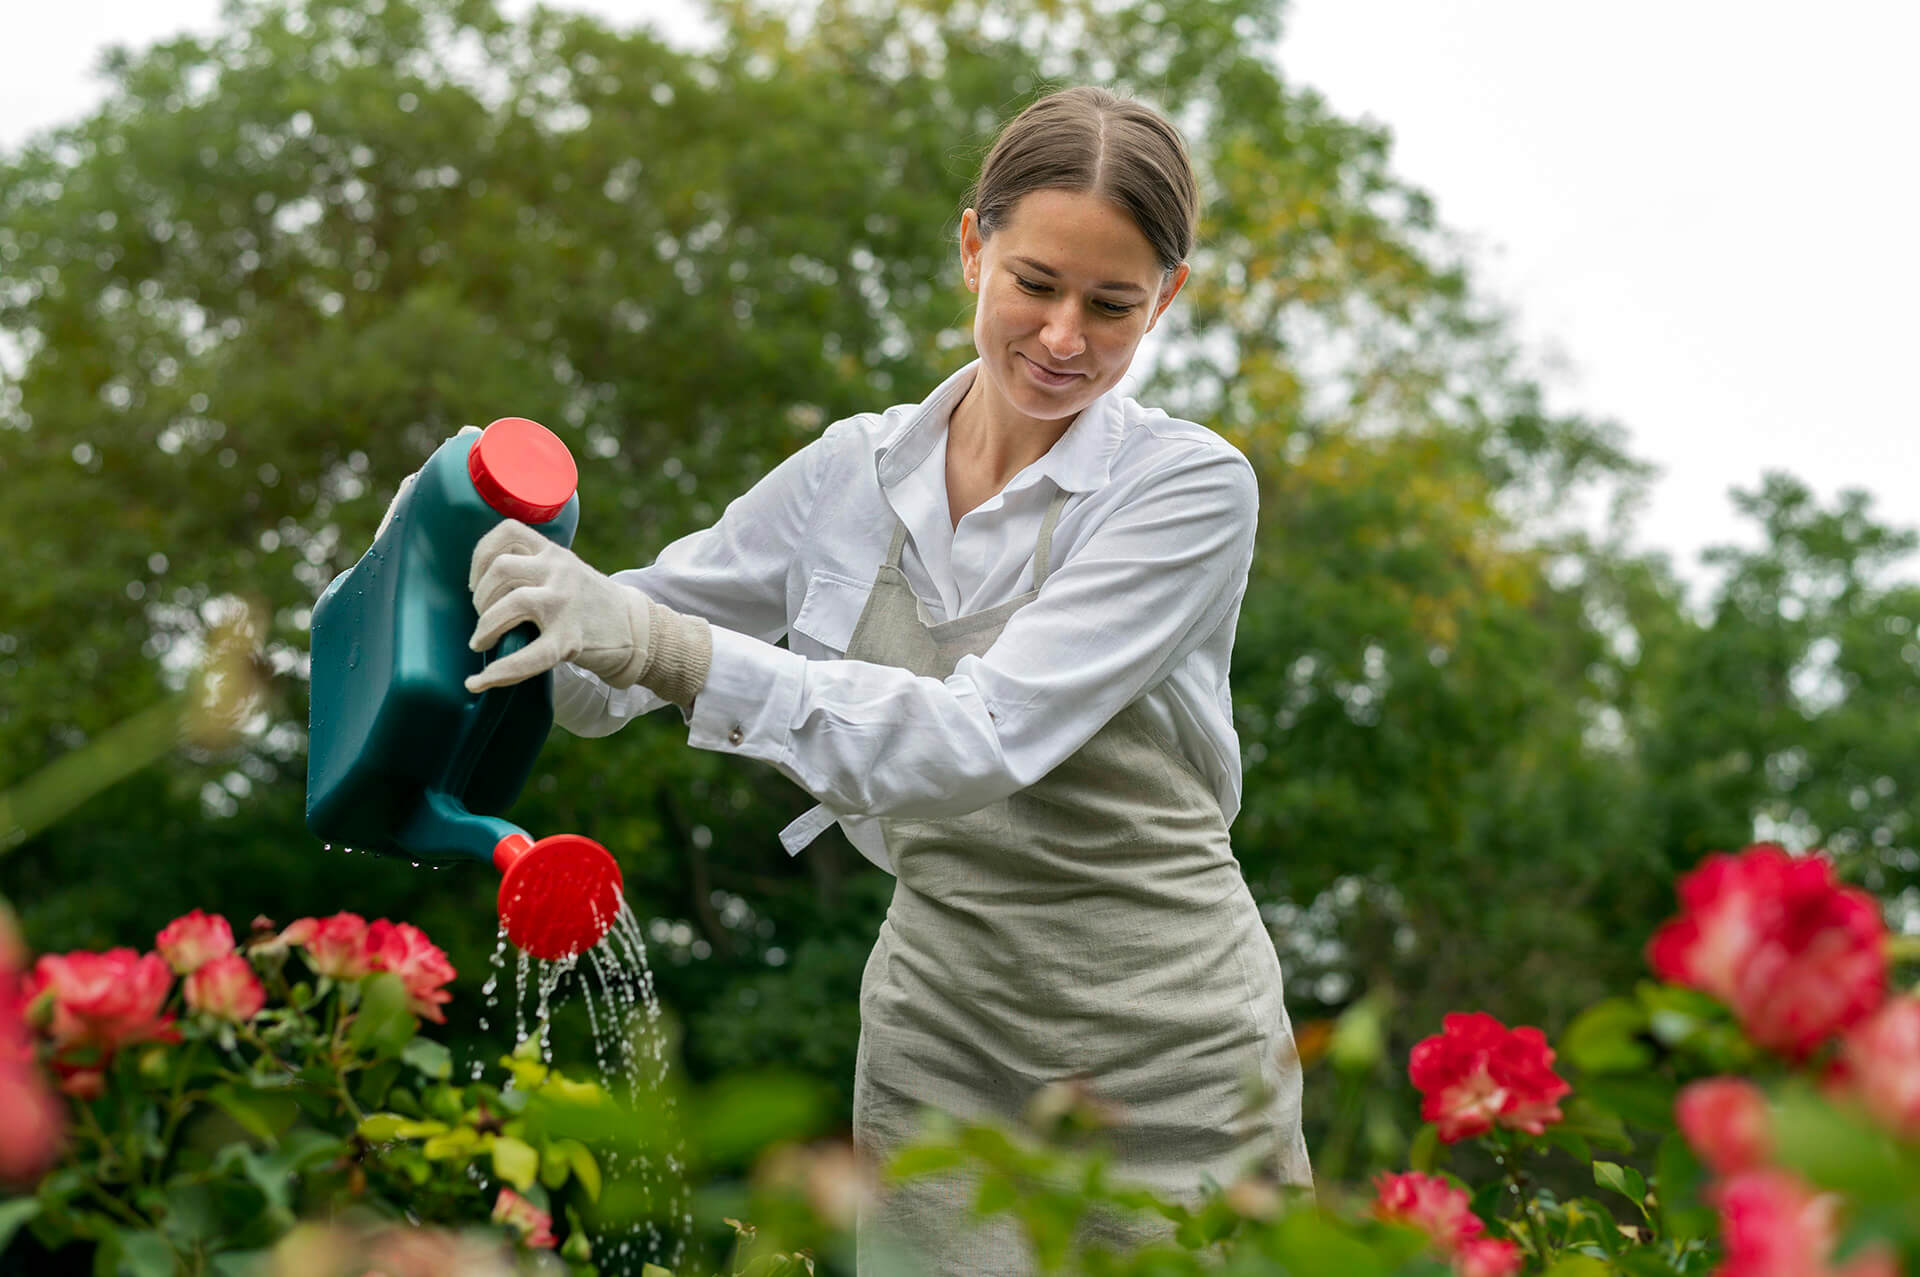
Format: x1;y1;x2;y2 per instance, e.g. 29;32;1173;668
970;86;1197;274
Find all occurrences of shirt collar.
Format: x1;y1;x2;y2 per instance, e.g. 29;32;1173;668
873;359;1126;494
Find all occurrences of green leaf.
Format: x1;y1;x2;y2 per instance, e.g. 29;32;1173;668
1581;1074;1678;1132
1561;997;1652;1074
1593;1159;1648;1204
0;1198;42;1252
1407;1122;1441;1173
116;1229;177;1277
357;1112;450;1142
1654;1130;1714;1241
973;1172;1018;1217
346;972;416;1059
886;1143;967;1181
207;1083;300;1146
1327;991;1390;1075
492;1135;540;1191
563;1139;602;1202
402;1036;452;1081
1541;1258;1612;1277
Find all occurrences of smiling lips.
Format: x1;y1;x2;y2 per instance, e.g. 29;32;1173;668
1020;353;1084;387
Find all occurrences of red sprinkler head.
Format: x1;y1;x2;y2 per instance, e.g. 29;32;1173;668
493;833;624;960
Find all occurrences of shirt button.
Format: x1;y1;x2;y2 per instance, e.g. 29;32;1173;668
727;725;744;745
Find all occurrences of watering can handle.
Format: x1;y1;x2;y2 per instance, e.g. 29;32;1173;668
442;623;537;799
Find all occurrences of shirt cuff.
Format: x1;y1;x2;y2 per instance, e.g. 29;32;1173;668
686;624;806;769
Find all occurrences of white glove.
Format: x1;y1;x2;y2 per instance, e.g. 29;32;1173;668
465;520;711;708
376;425;481;539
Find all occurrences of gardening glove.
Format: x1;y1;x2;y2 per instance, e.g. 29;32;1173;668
375;425;481;540
464;519;712;708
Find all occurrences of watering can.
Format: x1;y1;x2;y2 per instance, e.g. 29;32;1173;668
306;417;623;960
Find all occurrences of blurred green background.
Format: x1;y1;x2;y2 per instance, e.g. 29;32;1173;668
4;0;1917;1187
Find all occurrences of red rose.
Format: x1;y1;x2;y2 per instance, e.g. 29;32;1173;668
0;1056;64;1184
1648;845;1886;1057
155;909;235;975
1455;1237;1523;1277
1711;1168;1898;1277
1835;995;1920;1141
1675;1077;1772;1177
492;1187;557;1249
28;949;178;1054
366;921;456;1023
1373;1171;1484;1250
280;913;377;979
1408;1011;1571;1143
184;953;266;1023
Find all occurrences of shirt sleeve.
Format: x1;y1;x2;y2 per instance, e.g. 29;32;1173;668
551;421;841;738
685;442;1257;819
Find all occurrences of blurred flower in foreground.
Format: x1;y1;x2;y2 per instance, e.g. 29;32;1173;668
28;947;178;1055
0;900;62;1184
1835;995;1920;1141
263;1218;520;1276
1407;1011;1570;1142
1711;1168;1899;1277
491;1188;556;1249
1648;844;1885;1058
1373;1171;1520;1277
1676;1077;1773;1178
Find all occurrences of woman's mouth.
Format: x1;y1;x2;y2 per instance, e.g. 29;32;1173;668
1019;353;1082;387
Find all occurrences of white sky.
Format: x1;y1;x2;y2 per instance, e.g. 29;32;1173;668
6;0;1917;588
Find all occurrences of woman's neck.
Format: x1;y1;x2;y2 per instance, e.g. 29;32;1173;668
947;374;1072;494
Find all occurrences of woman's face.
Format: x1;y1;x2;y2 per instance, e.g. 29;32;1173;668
959;187;1188;435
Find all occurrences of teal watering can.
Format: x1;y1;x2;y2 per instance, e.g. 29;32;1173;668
307;417;622;960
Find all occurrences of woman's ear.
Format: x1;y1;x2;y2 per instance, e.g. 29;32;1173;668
1146;261;1190;332
959;208;983;290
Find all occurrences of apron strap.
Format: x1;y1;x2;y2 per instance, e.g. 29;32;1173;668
785;487;1072;859
1031;488;1072;590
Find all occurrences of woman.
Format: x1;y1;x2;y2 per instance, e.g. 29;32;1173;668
463;86;1312;1274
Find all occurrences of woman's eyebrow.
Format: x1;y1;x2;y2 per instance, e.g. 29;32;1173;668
1010;256;1149;296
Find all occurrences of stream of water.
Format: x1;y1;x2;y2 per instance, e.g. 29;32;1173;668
474;900;691;1272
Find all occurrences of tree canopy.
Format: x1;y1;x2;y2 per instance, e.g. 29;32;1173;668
4;0;1915;1161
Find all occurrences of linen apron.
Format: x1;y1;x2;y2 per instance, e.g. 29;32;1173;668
821;488;1312;1276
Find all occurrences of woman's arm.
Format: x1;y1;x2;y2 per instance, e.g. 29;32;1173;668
683;442;1257;816
553;422;842;736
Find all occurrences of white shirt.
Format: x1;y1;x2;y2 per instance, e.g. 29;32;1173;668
552;361;1257;872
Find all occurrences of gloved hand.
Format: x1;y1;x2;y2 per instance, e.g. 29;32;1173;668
465;520;711;708
376;425;481;540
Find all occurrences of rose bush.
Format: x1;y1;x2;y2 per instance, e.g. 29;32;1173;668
5;841;1919;1277
0;903;608;1275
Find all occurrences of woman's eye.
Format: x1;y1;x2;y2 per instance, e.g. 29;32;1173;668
1095;300;1136;316
1014;276;1050;294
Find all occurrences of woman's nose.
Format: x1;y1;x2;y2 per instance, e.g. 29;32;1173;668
1040;305;1086;360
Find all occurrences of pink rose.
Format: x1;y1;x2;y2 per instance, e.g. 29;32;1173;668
280;913;377;979
184;953;266;1023
1709;1168;1896;1277
28;949;178;1053
0;1056;64;1185
1454;1237;1523;1277
492;1187;557;1249
1648;845;1886;1057
155;909;236;975
1676;1077;1772;1178
1408;1011;1571;1142
1373;1171;1484;1251
366;920;456;1024
1835;995;1920;1141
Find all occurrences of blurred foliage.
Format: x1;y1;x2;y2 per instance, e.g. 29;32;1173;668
2;0;1918;1228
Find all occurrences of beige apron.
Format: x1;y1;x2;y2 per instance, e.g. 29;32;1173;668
841;487;1310;1276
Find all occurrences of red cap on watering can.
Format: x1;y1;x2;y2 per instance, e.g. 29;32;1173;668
469;417;579;523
